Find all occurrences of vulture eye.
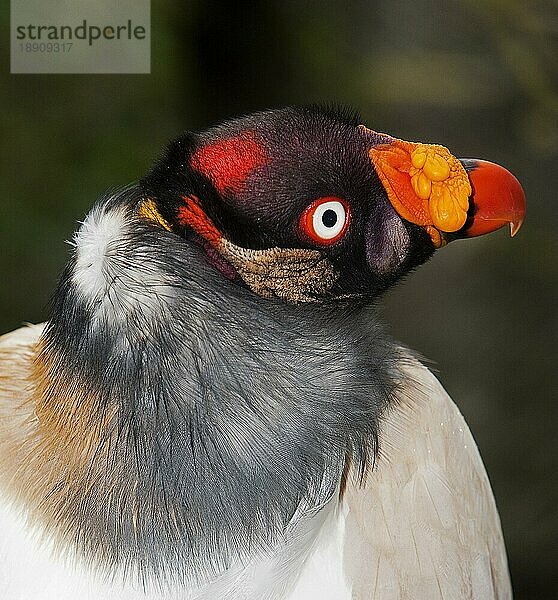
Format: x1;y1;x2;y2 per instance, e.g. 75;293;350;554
300;197;350;245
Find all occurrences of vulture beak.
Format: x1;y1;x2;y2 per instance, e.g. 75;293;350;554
364;128;526;247
458;159;526;238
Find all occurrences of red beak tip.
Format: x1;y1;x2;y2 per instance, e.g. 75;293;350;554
463;159;526;239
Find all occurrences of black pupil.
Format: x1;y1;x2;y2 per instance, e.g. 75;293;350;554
322;209;338;228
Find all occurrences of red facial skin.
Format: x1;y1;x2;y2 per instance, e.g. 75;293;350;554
191;132;268;196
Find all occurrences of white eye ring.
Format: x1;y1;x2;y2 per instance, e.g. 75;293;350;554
311;200;347;240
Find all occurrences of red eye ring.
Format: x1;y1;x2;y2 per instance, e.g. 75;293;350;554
300;197;350;245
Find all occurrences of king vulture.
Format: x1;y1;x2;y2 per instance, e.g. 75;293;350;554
0;106;526;599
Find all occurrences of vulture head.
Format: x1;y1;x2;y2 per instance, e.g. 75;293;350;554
140;106;525;303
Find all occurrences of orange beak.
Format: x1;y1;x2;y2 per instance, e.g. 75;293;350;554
363;128;526;247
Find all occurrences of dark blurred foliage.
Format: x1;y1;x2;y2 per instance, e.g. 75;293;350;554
1;1;557;597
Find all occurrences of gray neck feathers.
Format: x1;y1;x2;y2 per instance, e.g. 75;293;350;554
40;190;400;586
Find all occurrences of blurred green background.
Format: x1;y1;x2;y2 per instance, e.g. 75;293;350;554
2;1;557;597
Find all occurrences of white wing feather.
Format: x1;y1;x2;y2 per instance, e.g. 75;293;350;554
343;354;512;599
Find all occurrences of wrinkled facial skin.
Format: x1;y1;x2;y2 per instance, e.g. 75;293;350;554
143;107;436;301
